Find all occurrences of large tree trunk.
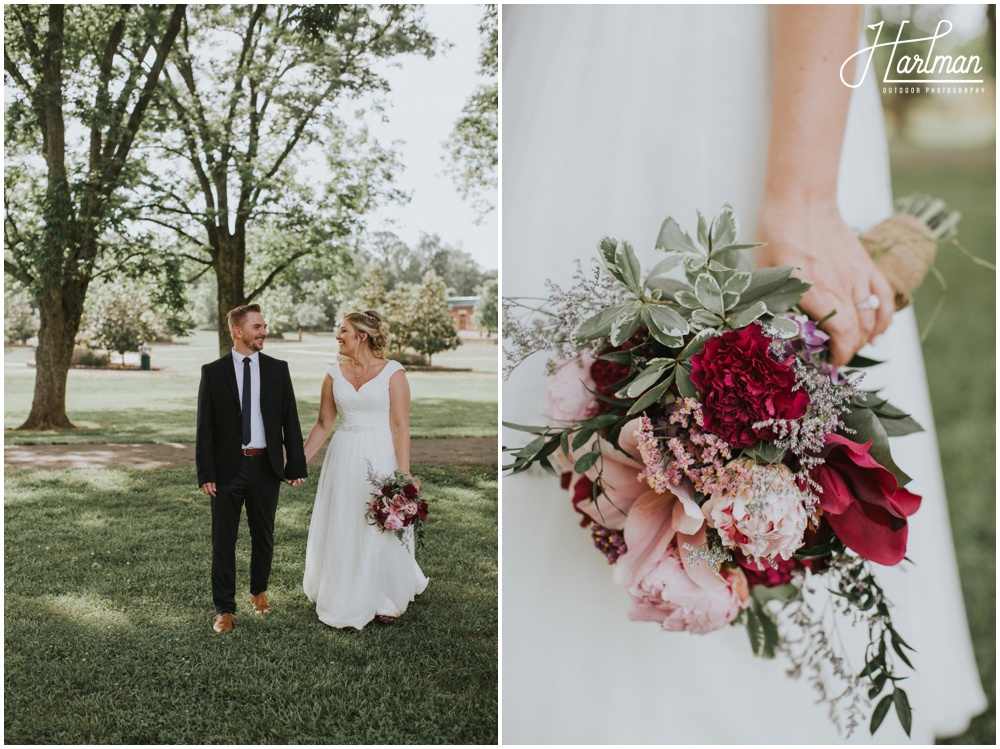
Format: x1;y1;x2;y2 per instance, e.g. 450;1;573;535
214;232;248;357
19;284;87;430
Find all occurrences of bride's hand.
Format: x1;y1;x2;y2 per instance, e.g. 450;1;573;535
756;199;894;366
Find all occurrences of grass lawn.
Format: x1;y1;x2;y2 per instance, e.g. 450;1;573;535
3;463;497;744
4;331;498;444
891;147;996;745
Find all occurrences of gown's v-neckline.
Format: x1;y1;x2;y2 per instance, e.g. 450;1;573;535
339;361;390;394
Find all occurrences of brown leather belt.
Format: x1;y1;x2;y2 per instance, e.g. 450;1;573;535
241;448;267;457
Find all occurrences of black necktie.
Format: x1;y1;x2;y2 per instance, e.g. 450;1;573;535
242;356;252;446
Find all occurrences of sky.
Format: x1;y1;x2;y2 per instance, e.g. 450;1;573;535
361;4;498;272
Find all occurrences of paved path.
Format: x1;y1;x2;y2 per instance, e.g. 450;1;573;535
4;437;497;471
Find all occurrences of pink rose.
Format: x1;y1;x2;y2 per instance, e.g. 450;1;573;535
810;434;921;565
542;354;599;422
628;543;750;634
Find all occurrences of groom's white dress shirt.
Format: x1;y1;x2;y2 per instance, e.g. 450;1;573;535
231;349;267;449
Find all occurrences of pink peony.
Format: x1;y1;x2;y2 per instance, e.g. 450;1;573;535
542;353;599;423
628;544;749;634
701;460;811;564
383;513;404;532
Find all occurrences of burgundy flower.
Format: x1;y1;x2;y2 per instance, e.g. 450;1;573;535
570;475;595;528
810;434;921;565
590;358;630;396
403;482;419;499
381;485;394;497
690;324;810;448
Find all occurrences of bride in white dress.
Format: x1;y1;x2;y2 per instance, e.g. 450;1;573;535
502;5;985;744
302;310;428;629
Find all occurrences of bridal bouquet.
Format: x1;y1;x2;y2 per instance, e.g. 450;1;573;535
365;464;428;549
502;206;947;737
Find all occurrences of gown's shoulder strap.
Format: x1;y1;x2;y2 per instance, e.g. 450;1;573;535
327;362;341;381
382;359;405;378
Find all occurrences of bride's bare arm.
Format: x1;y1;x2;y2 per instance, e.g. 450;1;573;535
756;5;894;366
388;370;414;482
303;374;337;464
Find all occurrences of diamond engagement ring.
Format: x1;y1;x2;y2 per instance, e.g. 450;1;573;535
857;294;881;311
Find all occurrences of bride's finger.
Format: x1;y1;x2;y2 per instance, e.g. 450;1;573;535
871;270;895;339
801;288;858;366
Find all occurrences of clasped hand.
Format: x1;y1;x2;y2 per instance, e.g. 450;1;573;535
756;200;894;366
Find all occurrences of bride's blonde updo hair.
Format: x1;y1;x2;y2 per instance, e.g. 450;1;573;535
343;310;390;358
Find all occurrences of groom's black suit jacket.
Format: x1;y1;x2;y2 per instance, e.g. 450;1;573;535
196;351;308;487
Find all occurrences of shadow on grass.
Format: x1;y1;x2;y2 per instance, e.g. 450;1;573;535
4;465;497;744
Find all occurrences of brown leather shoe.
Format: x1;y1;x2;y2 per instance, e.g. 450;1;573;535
249;592;271;615
212;613;234;633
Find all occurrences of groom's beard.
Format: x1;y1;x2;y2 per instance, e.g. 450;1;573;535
247;335;266;352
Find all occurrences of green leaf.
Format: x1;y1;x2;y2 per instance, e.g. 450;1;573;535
709;205;738;250
722;270;752;294
656;217;701;254
765;315;799;338
574;303;629;342
893;689;912;737
559;429;571;457
625;360;671;397
519;435;546;459
691;309;724;328
610;303;642;346
847;353;884;368
615;241;643;294
641;306;686;348
745;606;765;656
734;267;811;312
646;253;683;281
644;303;690;338
727;301;767;329
580;412;624;428
877;412;923;437
696;210;709;249
571;428;595;451
501;421;550;435
675;289;701;309
626;371;676;416
573;451;600;474
868;672;888;700
678;328;716;361
594;350;633;364
743;441;786;464
676;361;696;399
870;694;893;734
598;237;626;284
645;276;687;301
695;273;725;316
890;635;915;669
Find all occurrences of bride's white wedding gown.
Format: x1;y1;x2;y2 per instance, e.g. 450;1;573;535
303;360;428;629
502;5;985;744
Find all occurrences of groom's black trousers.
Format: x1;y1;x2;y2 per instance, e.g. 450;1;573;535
211;454;281;615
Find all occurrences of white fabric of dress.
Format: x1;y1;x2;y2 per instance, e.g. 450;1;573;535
502;5;985;744
303;360;428;629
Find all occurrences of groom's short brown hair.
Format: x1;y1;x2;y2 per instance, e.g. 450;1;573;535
227;304;262;333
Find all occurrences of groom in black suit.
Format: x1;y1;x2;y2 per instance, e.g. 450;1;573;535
196;304;308;633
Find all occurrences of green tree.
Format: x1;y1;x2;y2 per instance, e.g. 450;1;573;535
445;4;497;217
4;286;40;345
389;272;461;365
140;5;437;356
78;284;157;362
342;263;390;320
473;276;499;335
4;4;185;429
